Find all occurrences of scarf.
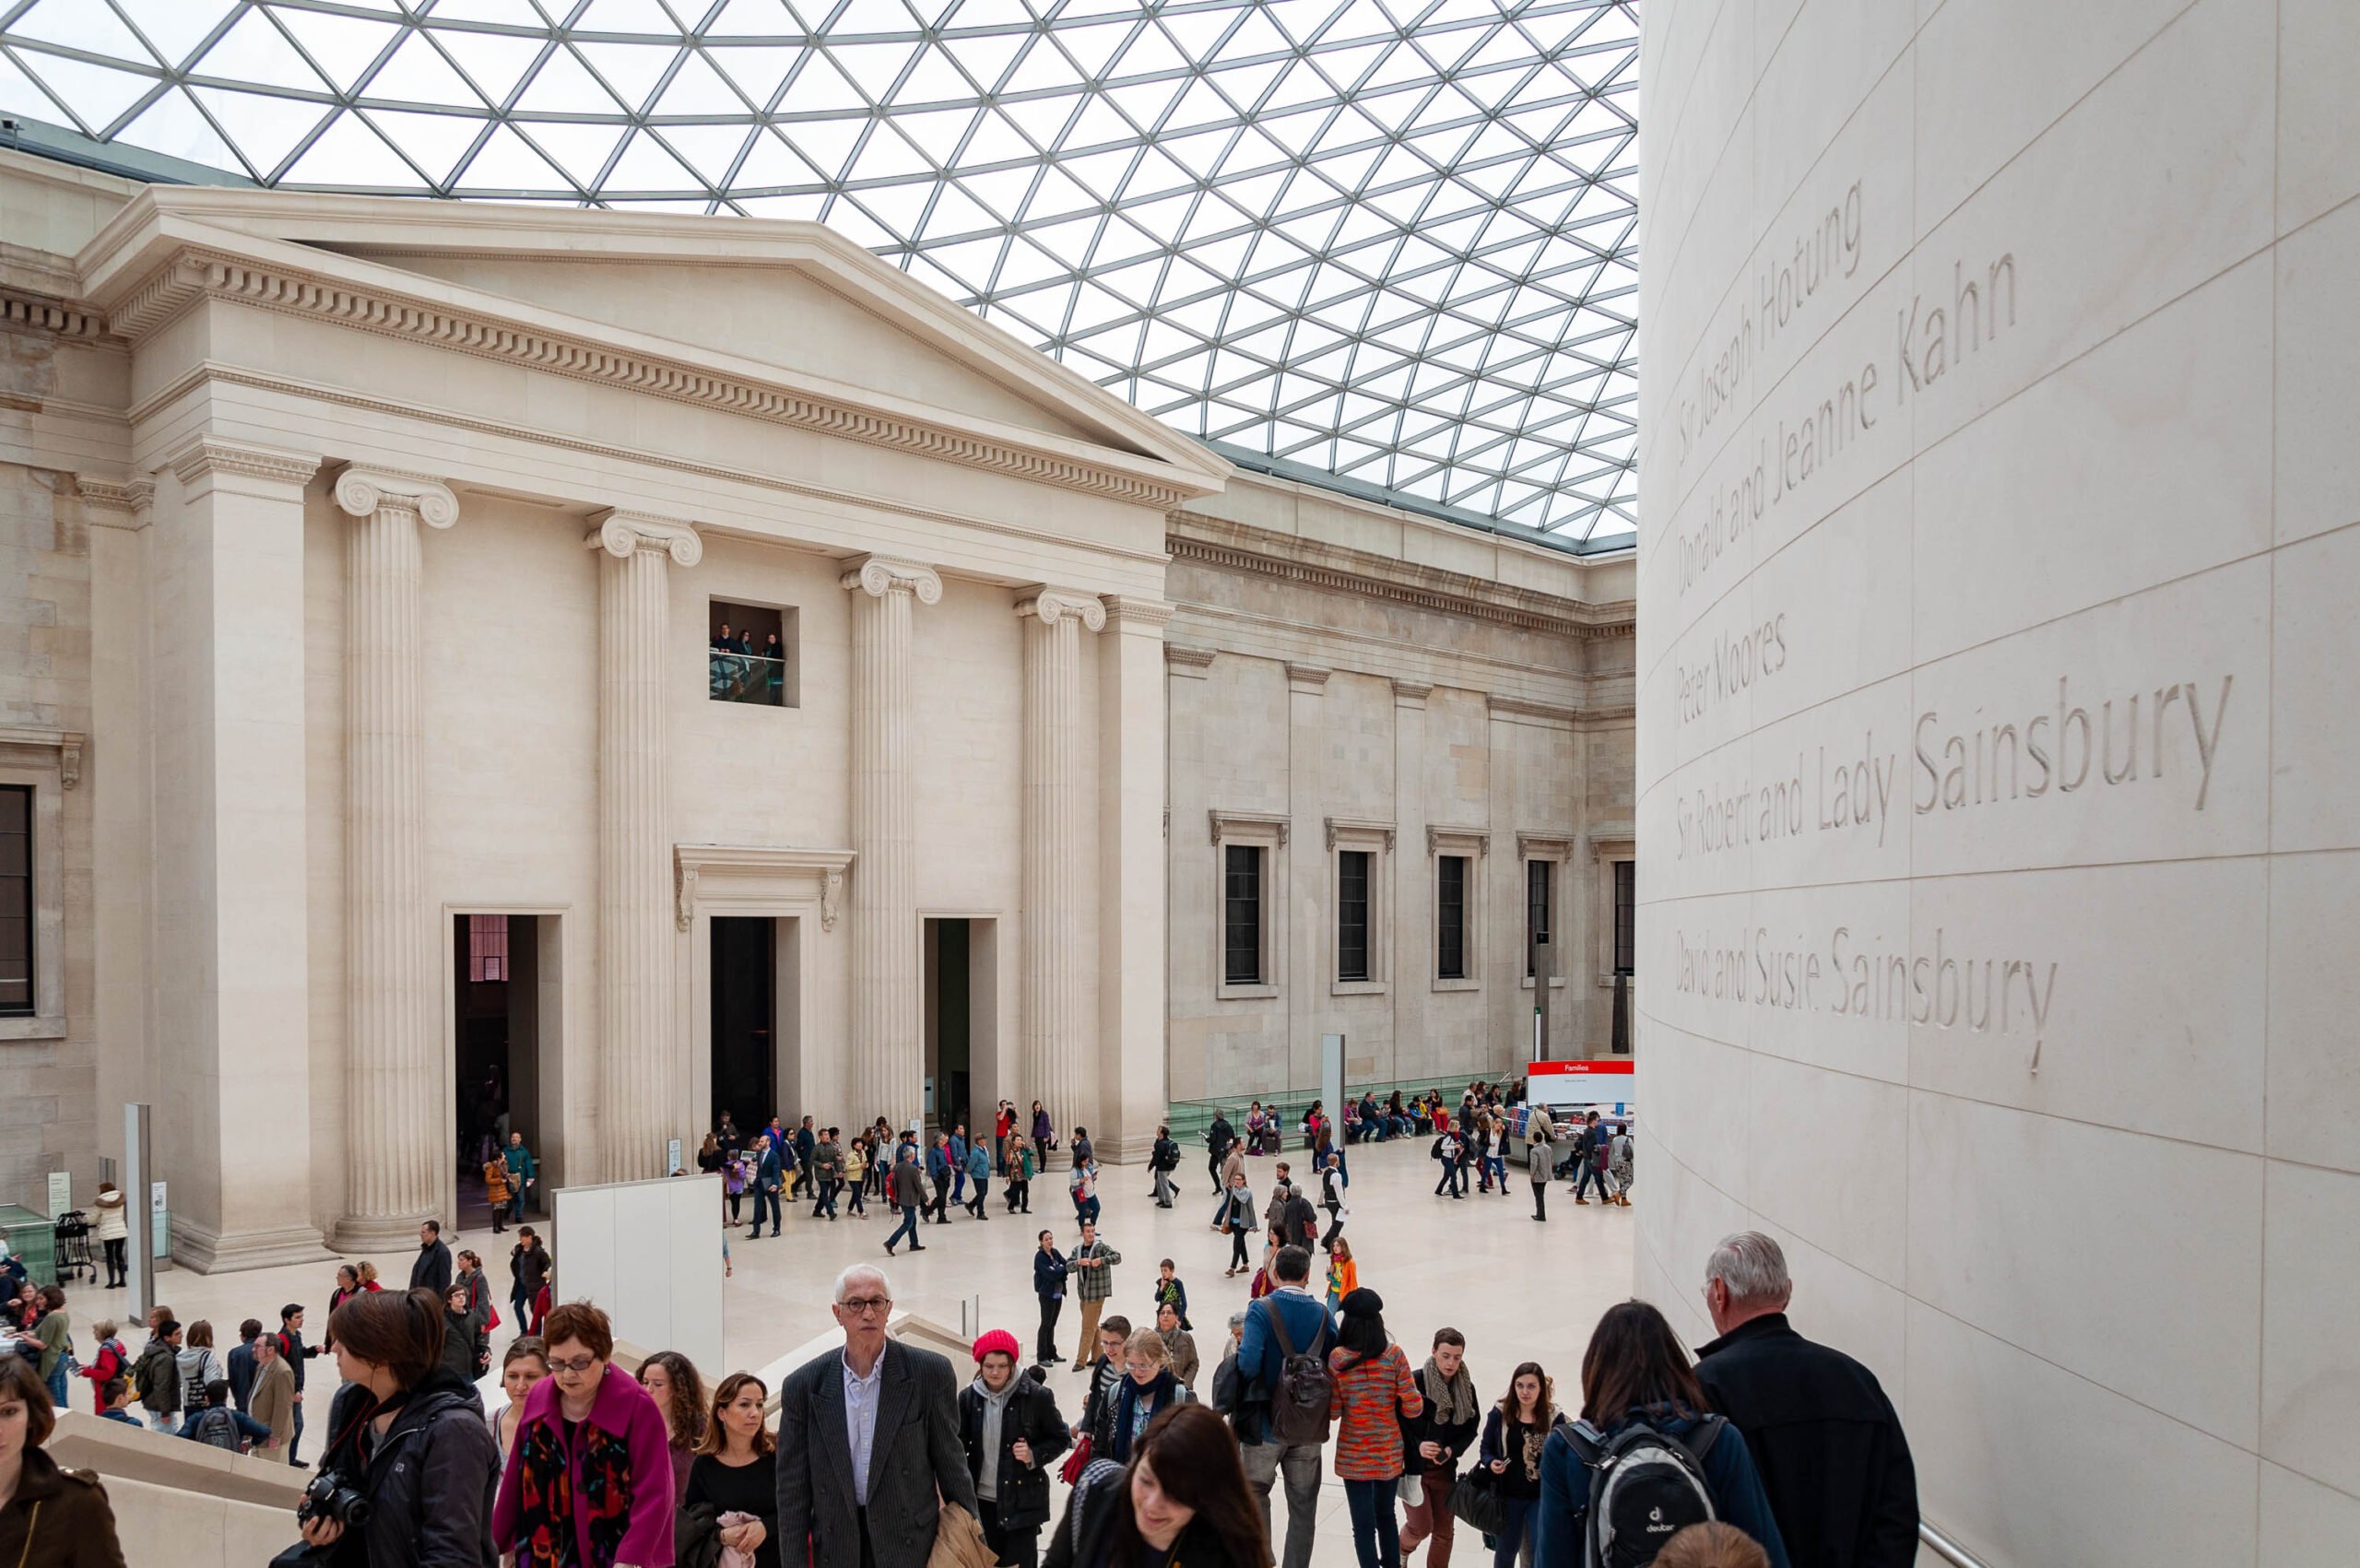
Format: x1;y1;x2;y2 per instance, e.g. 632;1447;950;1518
970;1373;1019;1502
1422;1357;1479;1426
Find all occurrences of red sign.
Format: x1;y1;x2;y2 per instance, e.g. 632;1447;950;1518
1528;1059;1634;1079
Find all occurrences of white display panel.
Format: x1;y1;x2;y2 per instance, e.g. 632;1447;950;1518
551;1175;724;1377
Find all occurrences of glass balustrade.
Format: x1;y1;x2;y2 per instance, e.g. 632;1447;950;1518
709;650;786;706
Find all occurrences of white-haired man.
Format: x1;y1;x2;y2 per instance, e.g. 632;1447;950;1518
1696;1232;1919;1568
776;1264;977;1568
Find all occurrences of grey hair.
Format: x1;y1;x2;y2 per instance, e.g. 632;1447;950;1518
1705;1232;1791;1305
1228;1311;1249;1331
833;1263;891;1305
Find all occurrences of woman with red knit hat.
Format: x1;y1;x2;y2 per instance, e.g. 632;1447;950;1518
959;1328;1071;1568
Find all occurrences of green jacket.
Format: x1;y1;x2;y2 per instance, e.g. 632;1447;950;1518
32;1310;68;1380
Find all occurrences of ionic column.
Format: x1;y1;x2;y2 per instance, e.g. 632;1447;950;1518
1018;588;1105;1133
843;557;940;1122
334;467;458;1249
591;511;702;1181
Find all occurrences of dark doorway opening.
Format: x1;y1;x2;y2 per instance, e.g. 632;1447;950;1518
712;916;776;1137
455;914;546;1229
925;918;972;1131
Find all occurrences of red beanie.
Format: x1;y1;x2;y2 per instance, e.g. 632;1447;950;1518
972;1328;1023;1365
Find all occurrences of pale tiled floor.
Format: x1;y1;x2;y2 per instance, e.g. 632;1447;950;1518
127;1139;1642;1564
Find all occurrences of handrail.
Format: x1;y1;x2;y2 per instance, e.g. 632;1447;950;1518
1918;1520;1988;1568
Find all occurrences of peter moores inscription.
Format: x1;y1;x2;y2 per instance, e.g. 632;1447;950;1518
1673;674;2233;858
1671;923;2059;1067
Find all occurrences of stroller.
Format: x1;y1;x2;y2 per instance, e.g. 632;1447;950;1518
51;1209;96;1285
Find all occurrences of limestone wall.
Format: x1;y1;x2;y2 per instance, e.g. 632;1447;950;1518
1635;2;2360;1562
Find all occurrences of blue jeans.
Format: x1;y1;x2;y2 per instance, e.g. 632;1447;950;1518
1343;1476;1402;1568
887;1206;922;1250
1493;1496;1533;1568
508;1184;526;1223
45;1364;67;1412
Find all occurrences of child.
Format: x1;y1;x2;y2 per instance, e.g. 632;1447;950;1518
1151;1260;1192;1331
1007;1141;1034;1215
1326;1236;1359;1311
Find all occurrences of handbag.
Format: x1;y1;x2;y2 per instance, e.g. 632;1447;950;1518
929;1502;1000;1568
1059;1432;1095;1485
1449;1465;1506;1535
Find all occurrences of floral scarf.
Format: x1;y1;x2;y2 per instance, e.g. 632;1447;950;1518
513;1413;638;1567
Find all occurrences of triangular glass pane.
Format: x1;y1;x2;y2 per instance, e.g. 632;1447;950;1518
360;108;489;185
1052;19;1134;82
891;44;972;105
517;119;625;185
852;177;930;237
605;127;706;193
942;0;1036;31
915;178;997;239
652;48;739;114
12;0;150;65
18;53;155;136
934;29;1025;95
186;85;332;177
439;29;550;107
1158;76;1231;134
956;156;1039;218
511;45;624;114
780;53;866;113
269;6;402;93
994;89;1079;148
576;41;681;112
890;104;975;165
1114;22;1186;81
826;41;917;100
707;43;802;104
1213;7;1289;61
194;8;329;93
731;126;824;188
454;121;573;194
659;121;759;183
960;108;1029;164
1064;91;1133;148
113;84;241;170
844;122;930;183
703;0;797;37
782;114;863;180
282;108;427;189
361;32;483;109
422;0;546;23
116;0;242;72
573;0;685;34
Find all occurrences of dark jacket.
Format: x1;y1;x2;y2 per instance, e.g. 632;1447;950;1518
0;1446;128;1568
439;1308;488;1385
1093;1372;1188;1464
774;1340;977;1568
1279;1193;1319;1250
1233;1290;1331;1446
891;1160;927;1209
1044;1459;1233;1568
959;1373;1071;1531
323;1369;498;1568
1695;1314;1918;1568
1033;1247;1069;1300
1534;1407;1789;1568
225;1338;259;1412
1206;1115;1234;1157
410;1237;453;1295
510;1239;551;1300
1401;1365;1479;1477
131;1338;179;1414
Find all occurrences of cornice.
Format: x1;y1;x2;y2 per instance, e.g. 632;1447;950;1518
1209;808;1290;846
0;725;86;789
1391;678;1433;707
1325;816;1397;852
1015;587;1108;631
673;843;854;933
74;474;153;529
1575;703;1636;731
1285;662;1332;692
336;466;459;529
590;508;703;566
1488;693;1581;726
0;288;107;339
104;246;1198;510
161;434;320;489
1425;824;1490;857
840;555;942;604
1166;513;1636;639
1516;831;1576;860
1164;643;1216;672
1102;594;1177;631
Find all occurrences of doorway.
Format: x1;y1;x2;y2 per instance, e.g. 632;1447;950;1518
924;917;997;1136
454;914;549;1228
710;916;776;1138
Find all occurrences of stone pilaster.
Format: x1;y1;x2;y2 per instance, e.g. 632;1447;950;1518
1098;595;1174;1161
842;556;940;1123
333;468;458;1247
591;511;702;1181
1017;587;1105;1134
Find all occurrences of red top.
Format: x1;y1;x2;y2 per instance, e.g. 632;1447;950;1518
1328;1344;1422;1480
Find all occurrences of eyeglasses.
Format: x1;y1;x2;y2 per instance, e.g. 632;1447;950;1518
549;1355;600;1375
838;1297;892;1316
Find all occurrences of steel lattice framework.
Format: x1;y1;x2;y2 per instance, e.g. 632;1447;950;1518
0;0;1636;548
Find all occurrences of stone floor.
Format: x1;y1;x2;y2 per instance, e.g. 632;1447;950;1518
116;1138;1643;1563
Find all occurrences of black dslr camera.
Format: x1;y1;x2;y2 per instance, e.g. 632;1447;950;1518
298;1469;373;1529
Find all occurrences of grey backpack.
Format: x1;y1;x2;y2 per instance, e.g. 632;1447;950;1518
190;1407;243;1453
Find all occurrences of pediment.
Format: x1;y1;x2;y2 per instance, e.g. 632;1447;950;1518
75;185;1228;500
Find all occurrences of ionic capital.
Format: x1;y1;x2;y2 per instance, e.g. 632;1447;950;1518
1014;587;1107;631
840;556;942;604
588;509;703;567
335;466;459;529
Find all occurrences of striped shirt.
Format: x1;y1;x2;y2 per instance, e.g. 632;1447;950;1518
1327;1344;1422;1480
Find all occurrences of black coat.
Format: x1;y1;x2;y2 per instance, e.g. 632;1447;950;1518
1045;1460;1233;1568
410;1238;453;1295
958;1374;1071;1531
1400;1366;1479;1477
1695;1315;1918;1568
1279;1194;1319;1250
322;1369;496;1568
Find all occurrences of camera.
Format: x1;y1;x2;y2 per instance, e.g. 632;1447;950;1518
298;1469;372;1529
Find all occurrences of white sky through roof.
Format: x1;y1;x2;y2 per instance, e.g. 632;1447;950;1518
0;0;1638;548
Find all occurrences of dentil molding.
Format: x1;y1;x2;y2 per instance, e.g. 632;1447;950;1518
161;434;321;488
840;555;942;604
74;475;153;529
589;509;703;566
335;466;459;528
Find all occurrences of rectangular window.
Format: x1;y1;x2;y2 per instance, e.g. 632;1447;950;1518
1613;860;1635;974
467;914;509;984
1526;858;1553;977
1337;850;1371;983
1436;855;1468;979
709;599;797;707
0;785;27;1015
1223;844;1263;985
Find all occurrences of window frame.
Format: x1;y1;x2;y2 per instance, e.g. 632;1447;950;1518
0;728;73;1040
1324;818;1394;996
1587;830;1635;988
1209;810;1287;1001
707;597;800;709
1425;825;1487;993
1517;832;1573;993
1434;853;1469;981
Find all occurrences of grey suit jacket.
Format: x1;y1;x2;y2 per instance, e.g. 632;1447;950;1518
776;1338;979;1568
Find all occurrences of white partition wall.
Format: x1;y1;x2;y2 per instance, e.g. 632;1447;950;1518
552;1176;725;1378
1635;4;2360;1566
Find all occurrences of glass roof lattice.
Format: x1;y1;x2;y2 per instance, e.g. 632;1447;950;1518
0;0;1637;551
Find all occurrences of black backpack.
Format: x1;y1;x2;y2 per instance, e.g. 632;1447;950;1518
189;1407;242;1453
1560;1415;1725;1568
1258;1299;1332;1446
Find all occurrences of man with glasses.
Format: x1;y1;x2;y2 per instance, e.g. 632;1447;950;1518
776;1265;976;1568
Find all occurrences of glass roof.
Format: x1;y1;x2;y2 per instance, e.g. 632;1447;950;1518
0;0;1637;549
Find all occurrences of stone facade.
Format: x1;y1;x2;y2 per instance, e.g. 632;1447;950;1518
0;148;1634;1262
